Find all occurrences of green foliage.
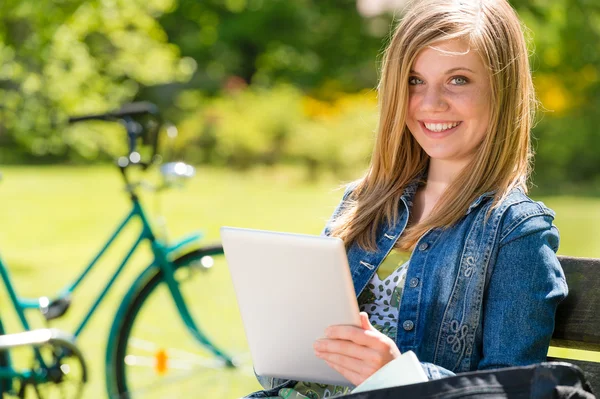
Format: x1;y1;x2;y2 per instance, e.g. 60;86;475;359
151;0;600;191
157;0;387;93
173;85;377;178
514;0;600;191
172;85;301;167
1;0;599;192
0;0;193;160
286;91;378;178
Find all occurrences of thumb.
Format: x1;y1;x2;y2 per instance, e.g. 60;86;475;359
359;312;376;331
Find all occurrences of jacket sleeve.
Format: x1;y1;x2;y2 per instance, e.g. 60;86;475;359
420;362;456;379
478;212;568;370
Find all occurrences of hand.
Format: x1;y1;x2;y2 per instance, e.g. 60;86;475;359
313;312;401;386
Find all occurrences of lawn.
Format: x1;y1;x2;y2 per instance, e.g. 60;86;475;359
0;165;598;398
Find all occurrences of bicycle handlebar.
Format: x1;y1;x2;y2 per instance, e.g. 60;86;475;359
68;102;163;172
67;102;159;124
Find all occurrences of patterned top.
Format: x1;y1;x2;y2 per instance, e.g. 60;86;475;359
357;250;411;340
270;249;412;399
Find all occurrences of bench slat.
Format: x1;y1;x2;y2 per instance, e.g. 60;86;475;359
549;256;600;392
554;256;600;346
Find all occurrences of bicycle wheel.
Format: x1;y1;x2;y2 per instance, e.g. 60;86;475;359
107;245;261;399
0;317;11;397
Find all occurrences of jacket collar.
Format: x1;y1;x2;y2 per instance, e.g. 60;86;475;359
466;191;495;214
399;177;423;207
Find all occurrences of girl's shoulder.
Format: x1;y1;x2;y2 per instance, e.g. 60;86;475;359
491;188;557;245
497;187;555;218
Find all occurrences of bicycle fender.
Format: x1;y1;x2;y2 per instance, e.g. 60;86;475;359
165;231;204;257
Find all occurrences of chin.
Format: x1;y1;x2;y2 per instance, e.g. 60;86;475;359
423;150;463;163
422;149;455;160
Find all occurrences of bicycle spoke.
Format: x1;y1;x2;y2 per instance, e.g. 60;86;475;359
124;354;226;370
118;361;230;399
127;337;158;352
129;365;212;392
127;337;218;363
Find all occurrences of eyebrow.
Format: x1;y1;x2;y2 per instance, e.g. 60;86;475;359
409;67;476;74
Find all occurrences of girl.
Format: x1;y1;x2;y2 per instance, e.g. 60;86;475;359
248;0;568;397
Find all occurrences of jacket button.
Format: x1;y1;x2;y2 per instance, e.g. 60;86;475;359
409;278;419;288
402;320;414;331
418;242;429;251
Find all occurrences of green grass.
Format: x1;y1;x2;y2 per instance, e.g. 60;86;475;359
0;166;598;398
538;196;600;258
0;165;346;398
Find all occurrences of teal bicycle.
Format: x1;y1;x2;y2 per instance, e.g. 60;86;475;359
0;103;255;398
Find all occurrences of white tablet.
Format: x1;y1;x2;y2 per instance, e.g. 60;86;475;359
220;227;361;387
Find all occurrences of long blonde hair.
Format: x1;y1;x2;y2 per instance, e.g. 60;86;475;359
330;0;536;251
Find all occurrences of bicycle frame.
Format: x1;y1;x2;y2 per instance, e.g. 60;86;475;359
0;192;228;386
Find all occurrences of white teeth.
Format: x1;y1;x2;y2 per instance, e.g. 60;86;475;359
424;122;459;132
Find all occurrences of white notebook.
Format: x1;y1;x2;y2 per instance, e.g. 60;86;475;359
351;351;428;393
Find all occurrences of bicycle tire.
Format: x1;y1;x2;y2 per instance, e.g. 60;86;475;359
0;317;11;397
106;246;260;399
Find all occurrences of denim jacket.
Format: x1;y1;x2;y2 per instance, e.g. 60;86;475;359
253;179;568;396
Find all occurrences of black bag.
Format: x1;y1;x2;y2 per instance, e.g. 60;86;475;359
344;362;595;399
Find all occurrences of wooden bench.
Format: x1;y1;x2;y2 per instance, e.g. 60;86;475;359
550;256;600;391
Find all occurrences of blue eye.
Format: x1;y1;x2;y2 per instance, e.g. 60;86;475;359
408;76;423;85
451;76;468;85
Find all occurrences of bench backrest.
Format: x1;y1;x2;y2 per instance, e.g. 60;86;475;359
551;256;600;392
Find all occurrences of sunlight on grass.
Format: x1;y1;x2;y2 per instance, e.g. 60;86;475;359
548;347;600;363
0;165;343;398
540;196;600;258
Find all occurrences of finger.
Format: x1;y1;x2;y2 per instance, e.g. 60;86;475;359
317;350;378;377
359;312;376;331
314;338;381;363
323;359;366;387
325;325;387;350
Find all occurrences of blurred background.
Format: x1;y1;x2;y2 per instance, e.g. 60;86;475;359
1;0;599;193
0;0;599;398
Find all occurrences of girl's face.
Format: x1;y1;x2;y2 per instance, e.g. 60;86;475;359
406;39;492;170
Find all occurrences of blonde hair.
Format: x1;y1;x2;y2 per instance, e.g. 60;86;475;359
330;0;536;251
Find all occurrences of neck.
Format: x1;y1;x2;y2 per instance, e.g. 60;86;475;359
408;158;469;226
424;158;469;195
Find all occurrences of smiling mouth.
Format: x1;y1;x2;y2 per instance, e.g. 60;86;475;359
422;121;462;133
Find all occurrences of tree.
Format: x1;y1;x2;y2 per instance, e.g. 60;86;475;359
0;0;193;161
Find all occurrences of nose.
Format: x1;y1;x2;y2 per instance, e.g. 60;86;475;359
419;85;449;112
